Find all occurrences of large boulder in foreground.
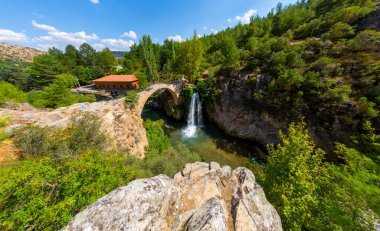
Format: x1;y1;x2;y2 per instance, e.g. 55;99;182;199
63;162;282;231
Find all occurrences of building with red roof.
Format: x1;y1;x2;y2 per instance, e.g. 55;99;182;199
93;74;139;90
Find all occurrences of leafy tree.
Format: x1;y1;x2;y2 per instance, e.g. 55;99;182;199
28;54;65;89
97;48;117;74
263;121;328;230
140;35;159;82
220;34;240;70
27;74;94;108
135;71;149;89
173;32;204;81
0;59;30;90
79;43;97;66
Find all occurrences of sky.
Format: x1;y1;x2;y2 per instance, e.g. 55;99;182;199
0;0;297;51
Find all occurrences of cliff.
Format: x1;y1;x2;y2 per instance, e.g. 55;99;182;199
204;74;341;155
63;162;282;231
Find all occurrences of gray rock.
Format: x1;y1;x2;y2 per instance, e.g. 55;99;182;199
63;162;282;231
185;198;227;231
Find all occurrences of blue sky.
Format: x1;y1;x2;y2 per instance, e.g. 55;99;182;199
0;0;297;51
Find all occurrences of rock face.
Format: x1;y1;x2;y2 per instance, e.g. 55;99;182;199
205;74;340;153
63;162;282;231
0;100;147;158
205;75;287;146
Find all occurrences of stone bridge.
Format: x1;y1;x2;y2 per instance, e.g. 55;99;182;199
0;80;186;159
135;80;184;115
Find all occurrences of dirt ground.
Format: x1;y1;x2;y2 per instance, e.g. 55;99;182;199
0;139;20;164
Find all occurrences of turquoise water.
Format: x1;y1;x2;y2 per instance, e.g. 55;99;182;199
142;108;265;175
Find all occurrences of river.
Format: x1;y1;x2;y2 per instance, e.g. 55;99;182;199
142;108;265;177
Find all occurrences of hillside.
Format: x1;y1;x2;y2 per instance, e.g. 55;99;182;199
0;42;46;62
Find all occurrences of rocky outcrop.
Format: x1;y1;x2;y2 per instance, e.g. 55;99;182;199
205;75;288;146
204;74;338;153
63;162;282;231
0;100;148;158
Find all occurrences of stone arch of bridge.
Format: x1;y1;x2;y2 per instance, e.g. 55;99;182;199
136;84;181;115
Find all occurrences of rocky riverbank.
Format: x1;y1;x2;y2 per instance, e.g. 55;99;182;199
63;162;282;231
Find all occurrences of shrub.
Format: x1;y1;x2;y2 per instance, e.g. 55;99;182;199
124;91;139;109
263;121;328;230
13;114;106;159
0;151;138;230
143;119;170;154
0;81;28;105
322;22;355;41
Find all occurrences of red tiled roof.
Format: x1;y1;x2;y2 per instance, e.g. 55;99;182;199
93;75;138;83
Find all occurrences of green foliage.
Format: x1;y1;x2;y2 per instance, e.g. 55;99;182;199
357;97;378;119
180;86;194;115
325;143;380;230
323;22;355;41
124;91;139;109
140;119;201;177
27;74;95;108
0;59;30;90
140;35;159;82
0;117;8;142
0;130;7;142
0;151;138;230
28;54;65;89
14;114;106;159
0;113;137;230
0;81;28;105
173;32;204;81
264;121;328;230
135;71;149;89
143;120;170;154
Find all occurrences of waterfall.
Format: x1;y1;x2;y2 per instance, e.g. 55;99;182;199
182;91;203;138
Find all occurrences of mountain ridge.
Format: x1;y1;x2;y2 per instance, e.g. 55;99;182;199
0;42;46;62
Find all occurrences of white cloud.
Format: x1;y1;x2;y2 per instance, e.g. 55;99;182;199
31;20;134;51
101;38;134;50
48;31;98;44
90;0;99;4
32;20;99;47
167;35;183;42
121;31;137;40
32;20;57;32
203;26;207;30
211;29;218;34
234;9;257;25
36;43;59;51
227;18;233;23
0;29;28;42
93;43;106;50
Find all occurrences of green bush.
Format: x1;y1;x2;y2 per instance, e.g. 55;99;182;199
27;74;95;109
124;91;139;109
263;121;328;230
0;151;138;230
322;22;355;41
143;120;170;154
13;114;106;159
0;81;28;105
140;119;201;177
0;130;8;142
